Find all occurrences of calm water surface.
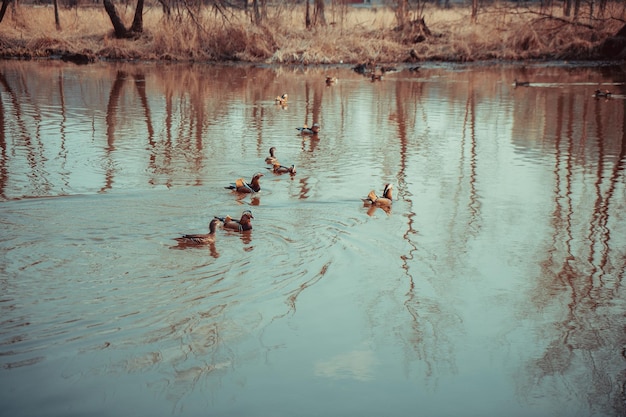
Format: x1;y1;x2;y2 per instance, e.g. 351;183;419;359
1;60;625;417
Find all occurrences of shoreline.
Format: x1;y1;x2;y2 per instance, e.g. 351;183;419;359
1;3;625;65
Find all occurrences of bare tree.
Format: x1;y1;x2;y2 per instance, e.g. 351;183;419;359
103;0;144;38
313;0;325;26
53;0;60;29
0;0;12;24
471;0;478;22
395;0;408;27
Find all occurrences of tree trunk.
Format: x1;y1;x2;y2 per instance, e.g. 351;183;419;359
471;0;478;22
130;0;143;33
305;0;311;29
563;0;571;17
0;0;11;24
252;0;261;24
103;0;130;38
395;0;407;27
53;0;60;30
313;0;325;26
103;0;143;38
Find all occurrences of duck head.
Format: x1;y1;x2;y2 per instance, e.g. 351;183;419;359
209;218;222;233
383;184;393;200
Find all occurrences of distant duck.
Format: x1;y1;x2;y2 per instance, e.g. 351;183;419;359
265;147;278;164
353;62;375;74
267;162;296;175
174;218;222;245
325;76;337;85
296;123;320;135
275;93;288;105
370;66;388;81
362;183;393;207
514;79;530;87
215;210;254;232
225;173;263;193
593;89;612;98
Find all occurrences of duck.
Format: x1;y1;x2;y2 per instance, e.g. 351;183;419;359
370;67;387;81
174;218;222;245
362;183;393;207
265;147;278;164
296;123;320;135
593;89;612;98
267;162;296;175
513;79;530;87
215;210;254;232
353;62;375;74
275;93;288;105
325;76;337;85
225;173;263;193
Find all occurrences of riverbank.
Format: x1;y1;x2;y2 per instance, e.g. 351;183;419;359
0;2;624;64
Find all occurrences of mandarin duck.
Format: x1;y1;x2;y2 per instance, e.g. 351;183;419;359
275;93;288;105
225;173;263;193
362;183;393;207
267;163;296;175
296;123;320;135
215;210;254;232
174;218;222;245
594;89;612;98
265;147;278;164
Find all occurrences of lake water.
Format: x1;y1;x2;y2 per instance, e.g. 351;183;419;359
0;59;625;417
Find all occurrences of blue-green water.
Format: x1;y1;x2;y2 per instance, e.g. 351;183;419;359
0;60;625;416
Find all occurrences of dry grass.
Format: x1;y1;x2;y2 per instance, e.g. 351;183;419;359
0;2;623;63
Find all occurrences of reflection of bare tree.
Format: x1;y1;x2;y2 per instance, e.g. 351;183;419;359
445;77;482;264
526;93;626;417
300;80;322;154
101;70;127;193
462;85;481;237
57;72;70;193
0;80;6;201
0;72;49;197
394;79;460;380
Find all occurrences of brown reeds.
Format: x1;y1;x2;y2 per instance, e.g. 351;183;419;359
0;2;622;63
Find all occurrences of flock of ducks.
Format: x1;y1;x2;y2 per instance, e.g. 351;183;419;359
173;71;617;247
173;84;394;247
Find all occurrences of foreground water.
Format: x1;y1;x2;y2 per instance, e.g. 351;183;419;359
0;60;625;417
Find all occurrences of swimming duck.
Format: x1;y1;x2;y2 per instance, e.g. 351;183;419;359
370;67;386;81
593;89;612;98
362;183;393;207
296;123;320;135
275;93;288;105
215;210;254;232
353;62;375;74
325;76;337;85
267;162;296;175
513;79;530;87
225;173;263;193
174;218;222;245
265;147;278;164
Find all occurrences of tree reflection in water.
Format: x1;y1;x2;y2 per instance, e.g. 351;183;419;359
0;60;624;416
